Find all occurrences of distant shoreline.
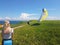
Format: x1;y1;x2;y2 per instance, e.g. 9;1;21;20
0;20;21;24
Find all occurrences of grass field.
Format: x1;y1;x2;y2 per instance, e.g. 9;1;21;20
0;20;60;45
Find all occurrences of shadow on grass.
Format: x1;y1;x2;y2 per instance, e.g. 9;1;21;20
31;23;40;26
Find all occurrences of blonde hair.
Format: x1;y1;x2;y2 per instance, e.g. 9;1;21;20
3;20;11;30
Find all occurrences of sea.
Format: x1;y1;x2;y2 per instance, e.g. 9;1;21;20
0;20;21;24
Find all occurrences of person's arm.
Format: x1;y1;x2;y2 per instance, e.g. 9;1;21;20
11;28;14;39
1;30;3;39
0;25;3;28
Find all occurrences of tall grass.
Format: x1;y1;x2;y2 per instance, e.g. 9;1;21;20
0;20;60;45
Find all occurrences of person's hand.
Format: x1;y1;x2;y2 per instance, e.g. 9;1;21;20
0;25;3;28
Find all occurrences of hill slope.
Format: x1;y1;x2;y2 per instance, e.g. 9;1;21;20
0;20;60;45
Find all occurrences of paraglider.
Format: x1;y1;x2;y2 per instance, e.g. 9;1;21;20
27;8;48;26
38;8;48;22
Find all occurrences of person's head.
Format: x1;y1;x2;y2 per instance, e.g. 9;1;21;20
4;20;10;27
3;20;11;30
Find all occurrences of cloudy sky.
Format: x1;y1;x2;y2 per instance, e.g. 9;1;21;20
0;0;60;20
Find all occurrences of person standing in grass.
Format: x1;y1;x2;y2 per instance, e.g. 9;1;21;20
1;20;14;45
27;21;30;25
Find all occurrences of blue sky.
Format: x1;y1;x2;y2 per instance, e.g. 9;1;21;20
0;0;60;20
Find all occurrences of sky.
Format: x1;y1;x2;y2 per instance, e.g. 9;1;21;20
0;0;60;20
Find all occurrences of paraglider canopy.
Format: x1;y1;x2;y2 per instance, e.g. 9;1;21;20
38;8;48;22
42;8;47;12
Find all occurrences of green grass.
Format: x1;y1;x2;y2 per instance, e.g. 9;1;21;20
0;20;60;45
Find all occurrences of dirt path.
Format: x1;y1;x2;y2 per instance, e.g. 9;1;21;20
13;25;24;29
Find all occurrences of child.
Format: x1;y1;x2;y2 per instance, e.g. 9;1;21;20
1;20;14;45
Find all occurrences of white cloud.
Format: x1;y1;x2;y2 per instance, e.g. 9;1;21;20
19;13;38;21
0;17;3;20
46;16;60;20
5;17;11;20
47;8;57;11
19;13;30;21
0;17;11;20
0;13;60;21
